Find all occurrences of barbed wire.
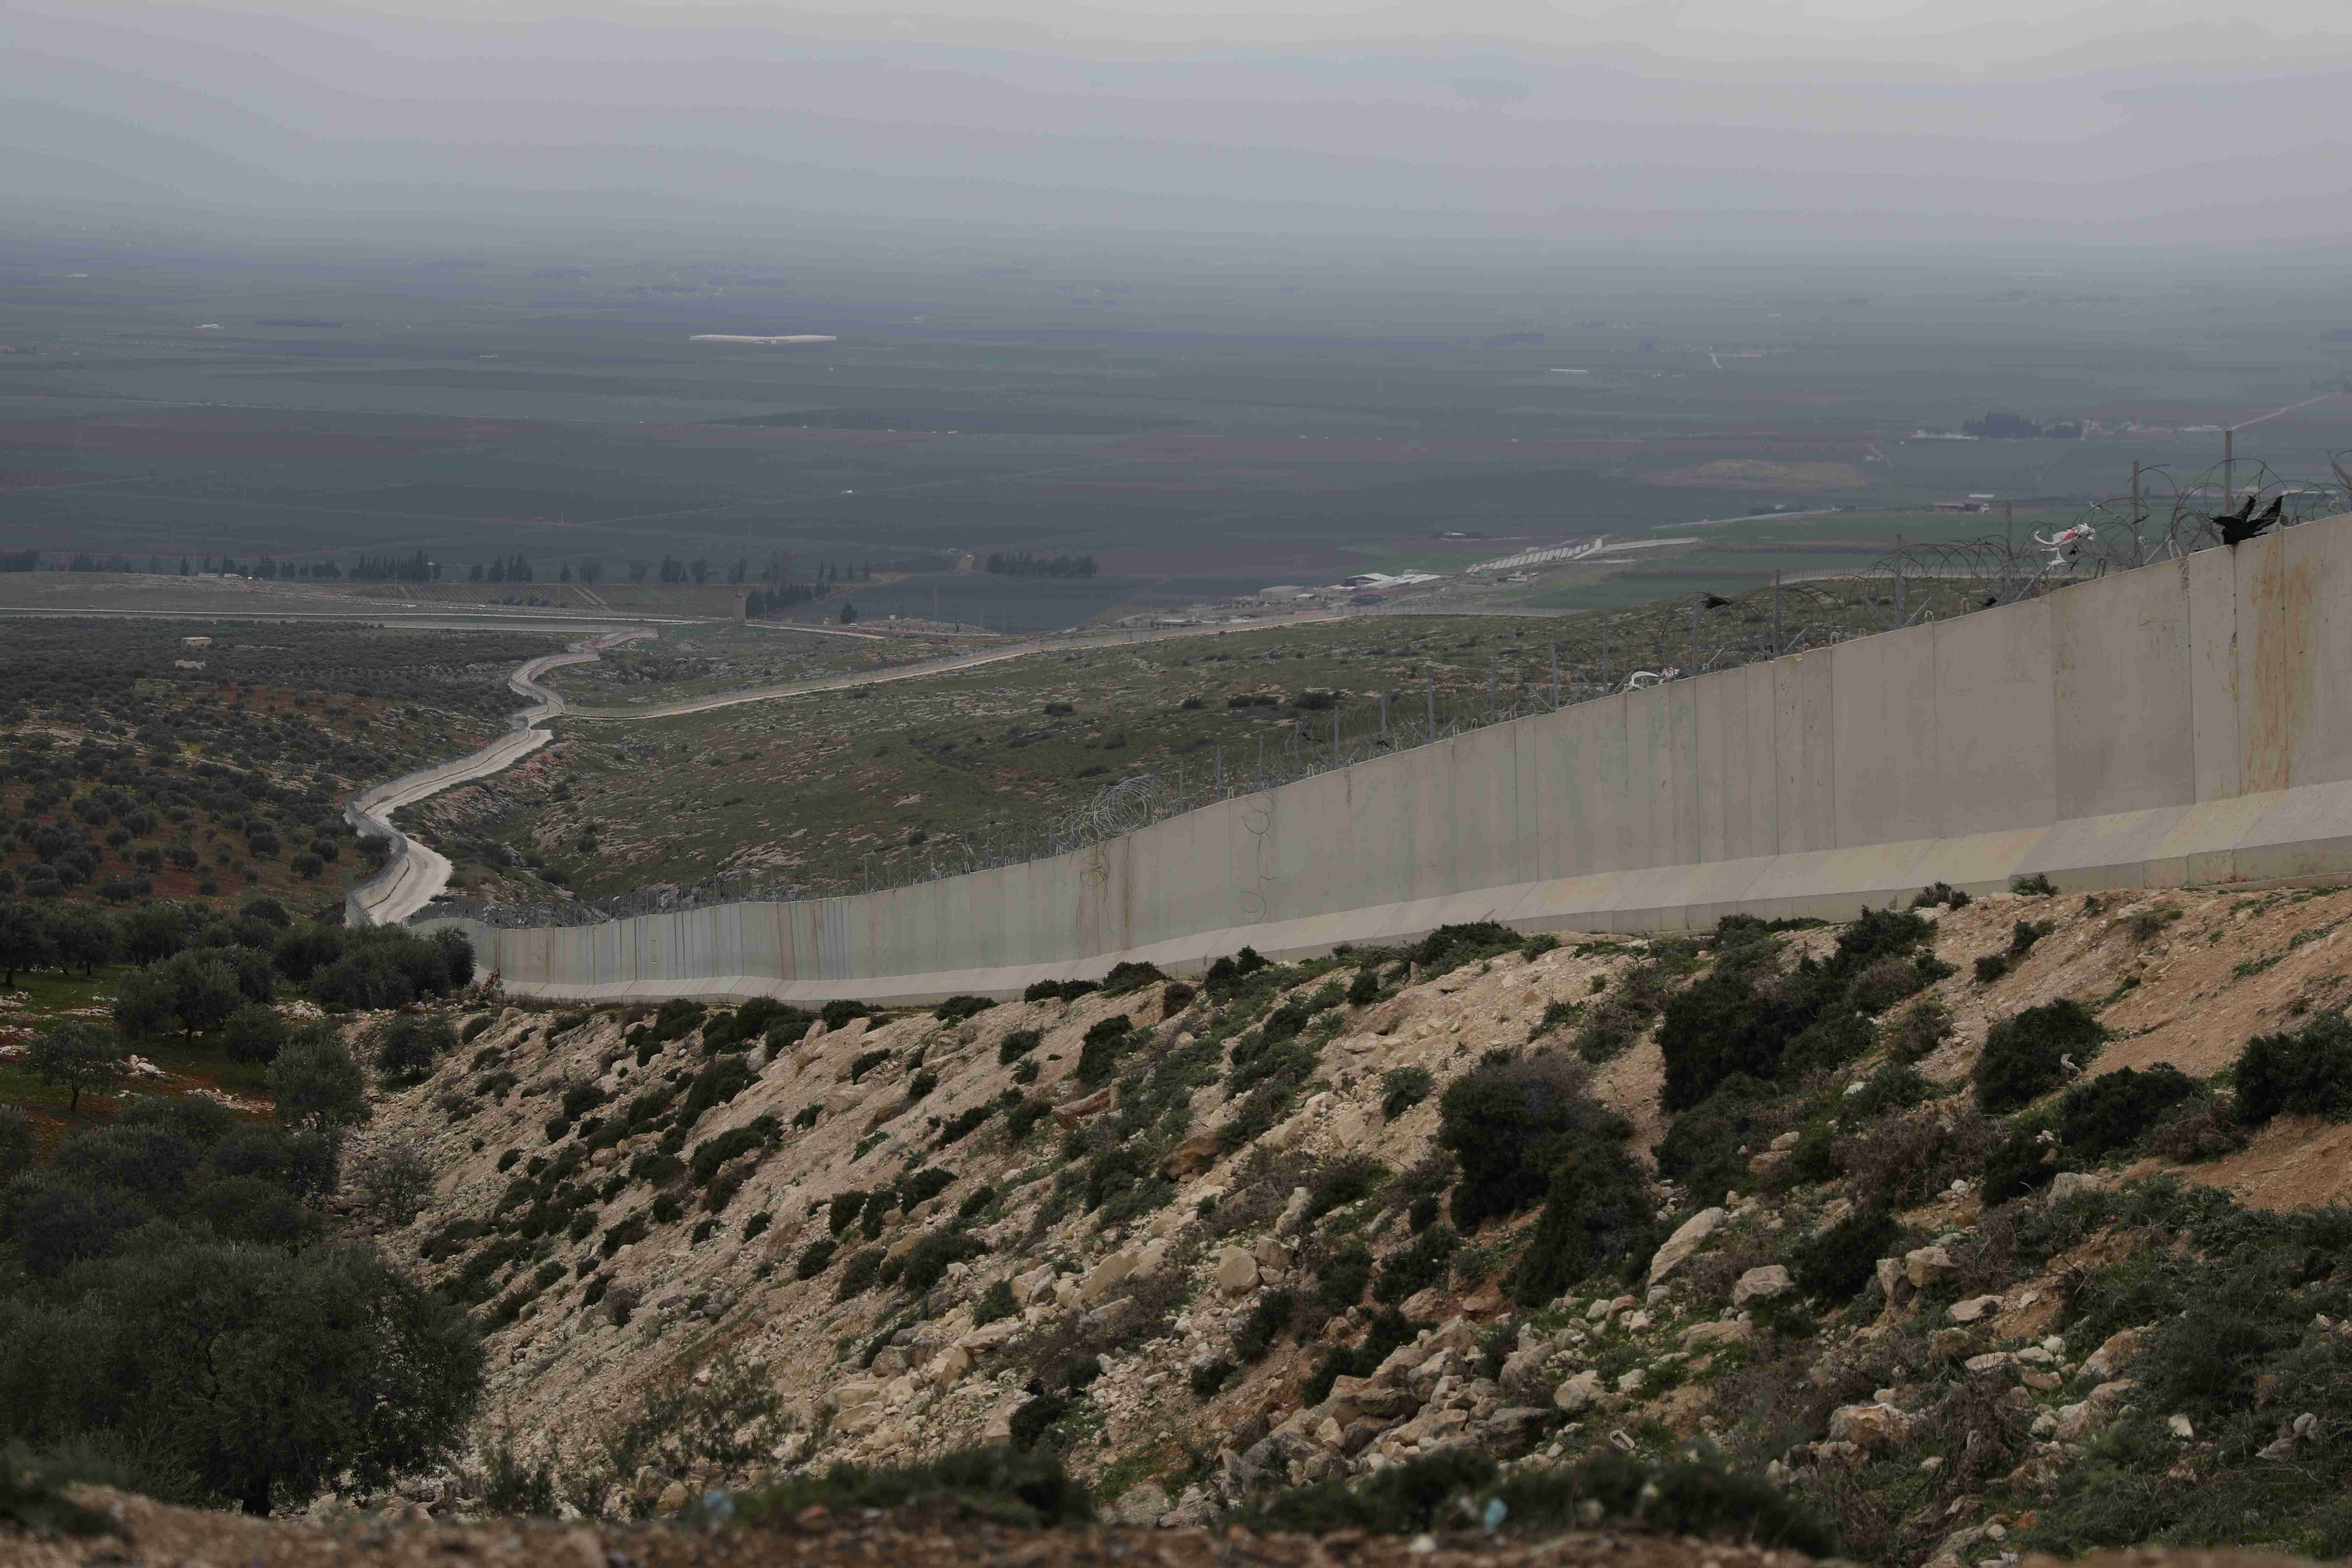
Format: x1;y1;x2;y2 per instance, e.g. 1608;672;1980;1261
420;452;2351;932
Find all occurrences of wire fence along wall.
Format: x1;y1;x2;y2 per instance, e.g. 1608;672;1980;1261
419;454;2352;932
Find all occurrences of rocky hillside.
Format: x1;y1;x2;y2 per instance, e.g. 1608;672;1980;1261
346;878;2352;1561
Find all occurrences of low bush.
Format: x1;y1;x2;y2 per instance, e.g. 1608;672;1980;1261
795;1238;837;1279
1233;1287;1296;1360
996;1028;1042;1065
2234;1010;2352;1125
1440;1052;1634;1236
1788;1206;1901;1303
2055;1064;2200;1159
1076;1016;1134;1087
1100;961;1164;996
1380;1065;1434;1120
743;1446;1090;1527
1313;1244;1374;1312
1373;1224;1459;1304
1974;1000;2105;1113
1653;1073;1776;1209
934;995;995;1022
834;1248;884;1299
1409;922;1520;977
1974;953;2011;983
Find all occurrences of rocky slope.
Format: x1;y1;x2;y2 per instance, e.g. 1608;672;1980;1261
340;878;2352;1560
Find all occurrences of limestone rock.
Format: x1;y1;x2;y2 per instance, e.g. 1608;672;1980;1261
1645;1206;1726;1284
1078;1248;1140;1304
1827;1402;1911;1449
1947;1294;2004;1324
2081;1324;2149;1383
1103;1482;1171;1526
1164;1130;1221;1181
1213;1247;1260;1296
1553;1370;1605;1413
2048;1171;2105;1202
1054;1086;1115;1128
1732;1265;1793;1308
1680;1318;1755;1350
1904;1246;1955;1289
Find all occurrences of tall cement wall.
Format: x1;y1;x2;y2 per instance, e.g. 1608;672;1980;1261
443;513;2352;1006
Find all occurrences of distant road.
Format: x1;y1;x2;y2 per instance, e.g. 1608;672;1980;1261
563;610;1349;722
343;631;652;925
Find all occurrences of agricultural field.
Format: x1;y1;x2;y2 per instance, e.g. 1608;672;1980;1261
547;622;998;710
0;619;568;912
4;237;2345;631
439;580;1946;903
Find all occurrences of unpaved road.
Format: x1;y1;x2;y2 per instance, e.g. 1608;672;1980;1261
345;608;1353;925
343;630;651;925
565;611;1349;723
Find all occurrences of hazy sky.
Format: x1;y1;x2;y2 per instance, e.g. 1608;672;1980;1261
8;0;2351;247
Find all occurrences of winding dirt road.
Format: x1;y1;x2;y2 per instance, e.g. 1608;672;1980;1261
342;631;652;925
343;609;1349;925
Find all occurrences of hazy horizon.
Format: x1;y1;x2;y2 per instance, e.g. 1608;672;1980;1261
8;0;2352;251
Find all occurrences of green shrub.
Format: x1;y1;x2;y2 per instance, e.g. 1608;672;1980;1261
897;1230;988;1294
956;1184;997;1220
972;1278;1017;1325
742;1446;1090;1528
374;1013;457;1085
1439;1053;1632;1233
901;1167;956;1208
1980;1125;2055;1206
679;1055;754;1126
1023;979;1098;1002
834;1248;884;1300
1160;981;1197;1013
2011;873;2058;896
829;1190;868;1235
1303;1156;1385;1225
1409;922;1518;976
1346;967;1381;1007
795;1238;838;1279
848;1049;891;1083
1974;953;2011;983
936;1103;993;1145
1974;1000;2105;1113
1100;961;1164;995
1189;1359;1234;1398
1314;1244;1374;1312
2056;1064;2200;1159
1787;1206;1900;1303
1373;1224;1459;1303
1654;1073;1777;1208
1912;881;1971;910
997;1028;1042;1065
1233;1287;1296;1360
1076;1016;1133;1086
1489;1451;1835;1554
1253;1448;1498;1535
791;1104;821;1129
1380;1066;1434;1120
460;1015;493;1044
934;995;996;1022
1005;1097;1052;1141
1506;1129;1655;1304
2235;1011;2352;1125
820;999;874;1030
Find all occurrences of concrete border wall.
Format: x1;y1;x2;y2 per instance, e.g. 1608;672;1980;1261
440;515;2352;1005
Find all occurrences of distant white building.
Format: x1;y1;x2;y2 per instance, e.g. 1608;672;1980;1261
1257;584;1313;602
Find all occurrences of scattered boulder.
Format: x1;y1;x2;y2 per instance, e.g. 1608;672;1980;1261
1553;1370;1605;1413
1732;1265;1793;1308
1827;1402;1911;1449
1947;1294;2004;1324
1646;1206;1726;1285
2082;1324;2150;1383
1164;1130;1220;1181
1904;1246;1956;1289
1077;1249;1140;1304
1213;1247;1260;1296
